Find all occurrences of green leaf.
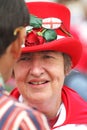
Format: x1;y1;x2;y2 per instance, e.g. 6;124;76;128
30;15;42;28
43;29;57;41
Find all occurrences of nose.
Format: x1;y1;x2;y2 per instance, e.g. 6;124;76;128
29;58;44;77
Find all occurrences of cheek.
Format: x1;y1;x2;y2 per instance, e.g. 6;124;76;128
51;64;65;87
14;65;27;80
14;70;22;81
13;66;28;92
15;76;27;97
52;63;65;78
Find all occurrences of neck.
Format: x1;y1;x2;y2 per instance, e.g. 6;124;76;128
24;95;62;119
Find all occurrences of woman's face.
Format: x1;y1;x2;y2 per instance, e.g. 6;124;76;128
14;51;65;105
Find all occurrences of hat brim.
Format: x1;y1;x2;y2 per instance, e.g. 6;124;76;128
22;37;82;68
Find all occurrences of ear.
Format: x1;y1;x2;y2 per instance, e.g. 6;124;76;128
10;40;21;59
10;27;26;59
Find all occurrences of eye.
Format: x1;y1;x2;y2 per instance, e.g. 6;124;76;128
17;56;31;62
43;54;54;59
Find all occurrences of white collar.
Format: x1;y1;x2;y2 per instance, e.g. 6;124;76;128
54;103;66;126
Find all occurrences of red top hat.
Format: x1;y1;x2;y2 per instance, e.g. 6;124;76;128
22;2;82;68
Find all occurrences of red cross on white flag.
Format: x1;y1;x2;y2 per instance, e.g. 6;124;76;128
42;17;62;29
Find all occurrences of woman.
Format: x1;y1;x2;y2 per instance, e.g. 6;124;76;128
11;2;87;129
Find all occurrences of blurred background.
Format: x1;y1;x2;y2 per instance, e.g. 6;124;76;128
6;0;87;101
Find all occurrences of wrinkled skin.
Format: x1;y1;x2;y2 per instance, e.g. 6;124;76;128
14;51;66;119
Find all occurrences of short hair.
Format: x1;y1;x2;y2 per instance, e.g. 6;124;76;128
0;0;29;55
63;53;72;74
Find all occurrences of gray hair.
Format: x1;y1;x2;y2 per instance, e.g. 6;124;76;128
63;53;72;75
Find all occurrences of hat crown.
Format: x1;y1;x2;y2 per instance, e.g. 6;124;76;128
24;14;71;47
26;2;70;31
23;2;82;68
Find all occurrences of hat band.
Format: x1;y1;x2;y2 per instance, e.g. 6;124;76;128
21;34;65;48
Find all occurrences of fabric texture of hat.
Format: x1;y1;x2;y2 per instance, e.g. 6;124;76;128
22;1;82;68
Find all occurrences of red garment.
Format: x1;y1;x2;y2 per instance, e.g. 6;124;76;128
49;115;59;128
10;86;87;128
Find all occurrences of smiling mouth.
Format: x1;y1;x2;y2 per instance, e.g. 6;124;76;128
29;81;49;85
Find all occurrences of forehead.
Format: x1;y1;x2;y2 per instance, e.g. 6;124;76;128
22;51;62;56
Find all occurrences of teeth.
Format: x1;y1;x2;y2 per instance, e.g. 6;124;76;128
31;81;45;85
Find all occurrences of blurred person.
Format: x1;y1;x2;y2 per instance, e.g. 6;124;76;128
11;2;87;129
75;0;87;73
64;25;87;101
25;0;57;2
64;69;87;101
65;0;87;72
0;0;50;130
64;29;87;101
57;0;87;101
